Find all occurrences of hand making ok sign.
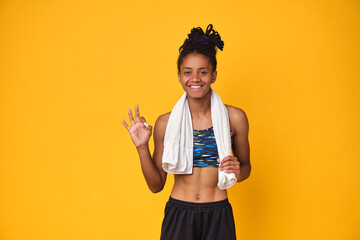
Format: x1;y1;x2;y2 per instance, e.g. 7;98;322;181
122;104;152;148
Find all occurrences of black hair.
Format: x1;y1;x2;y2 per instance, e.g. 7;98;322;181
177;24;224;73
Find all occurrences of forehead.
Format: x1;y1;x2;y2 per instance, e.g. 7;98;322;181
180;53;211;70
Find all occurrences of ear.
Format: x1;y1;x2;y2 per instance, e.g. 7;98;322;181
211;71;217;83
178;72;181;83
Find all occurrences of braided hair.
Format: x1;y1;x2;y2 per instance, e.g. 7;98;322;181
177;24;224;73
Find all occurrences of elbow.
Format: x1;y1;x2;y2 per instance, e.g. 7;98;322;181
149;183;165;193
150;188;162;193
148;174;166;193
245;163;252;178
150;186;164;193
237;163;251;182
246;163;251;175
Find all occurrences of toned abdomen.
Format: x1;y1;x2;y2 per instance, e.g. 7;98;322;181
170;167;228;202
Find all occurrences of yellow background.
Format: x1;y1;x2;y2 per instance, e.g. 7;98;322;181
1;0;359;239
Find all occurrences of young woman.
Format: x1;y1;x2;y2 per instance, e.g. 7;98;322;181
122;24;251;240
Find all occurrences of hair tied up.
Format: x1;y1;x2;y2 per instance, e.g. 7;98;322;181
187;24;224;51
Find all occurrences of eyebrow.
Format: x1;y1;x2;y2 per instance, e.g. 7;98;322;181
183;67;208;70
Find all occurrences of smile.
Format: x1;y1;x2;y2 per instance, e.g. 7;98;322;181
188;85;204;89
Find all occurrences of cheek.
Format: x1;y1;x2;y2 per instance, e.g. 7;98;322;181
180;76;191;84
179;80;187;86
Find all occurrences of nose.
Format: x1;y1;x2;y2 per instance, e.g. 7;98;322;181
191;74;201;82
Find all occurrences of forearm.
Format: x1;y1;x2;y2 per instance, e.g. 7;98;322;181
237;163;251;182
136;144;164;193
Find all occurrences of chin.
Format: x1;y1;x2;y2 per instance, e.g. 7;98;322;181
185;90;211;100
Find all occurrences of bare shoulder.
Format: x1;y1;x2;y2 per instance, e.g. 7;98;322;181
225;105;247;119
225;105;249;134
155;112;171;127
153;112;171;137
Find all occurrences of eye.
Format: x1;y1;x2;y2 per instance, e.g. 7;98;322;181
184;71;191;75
200;71;207;75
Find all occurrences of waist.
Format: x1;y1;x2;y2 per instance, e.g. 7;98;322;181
167;196;230;209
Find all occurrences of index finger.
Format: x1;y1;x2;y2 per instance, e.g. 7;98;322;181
122;118;131;131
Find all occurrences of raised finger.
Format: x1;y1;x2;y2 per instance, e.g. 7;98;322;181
135;104;141;123
128;108;135;126
122;118;131;131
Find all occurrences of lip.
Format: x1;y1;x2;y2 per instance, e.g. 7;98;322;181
187;85;205;89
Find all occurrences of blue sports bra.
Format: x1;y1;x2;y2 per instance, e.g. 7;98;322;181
193;126;234;167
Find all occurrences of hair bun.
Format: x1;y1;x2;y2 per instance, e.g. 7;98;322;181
187;24;224;51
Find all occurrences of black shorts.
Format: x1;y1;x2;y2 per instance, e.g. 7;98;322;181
160;196;237;240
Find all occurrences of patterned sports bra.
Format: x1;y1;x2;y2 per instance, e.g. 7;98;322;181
193;126;234;167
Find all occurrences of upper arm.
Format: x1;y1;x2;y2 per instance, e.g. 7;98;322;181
152;113;170;186
227;105;250;166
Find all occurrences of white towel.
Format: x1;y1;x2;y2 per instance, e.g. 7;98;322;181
162;88;237;190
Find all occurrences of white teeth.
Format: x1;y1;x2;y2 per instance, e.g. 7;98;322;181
190;86;201;88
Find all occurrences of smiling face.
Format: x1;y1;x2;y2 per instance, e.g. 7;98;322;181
178;53;217;99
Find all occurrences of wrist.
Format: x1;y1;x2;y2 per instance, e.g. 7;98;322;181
136;143;149;151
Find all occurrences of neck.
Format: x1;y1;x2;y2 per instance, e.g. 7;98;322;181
187;90;212;118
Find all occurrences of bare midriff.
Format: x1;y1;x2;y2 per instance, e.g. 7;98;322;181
170;167;228;202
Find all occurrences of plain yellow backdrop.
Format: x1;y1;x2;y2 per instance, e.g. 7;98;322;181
1;0;359;239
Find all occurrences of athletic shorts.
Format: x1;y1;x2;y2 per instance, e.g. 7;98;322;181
160;196;237;240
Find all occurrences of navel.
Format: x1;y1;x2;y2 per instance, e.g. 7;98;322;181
196;194;201;201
